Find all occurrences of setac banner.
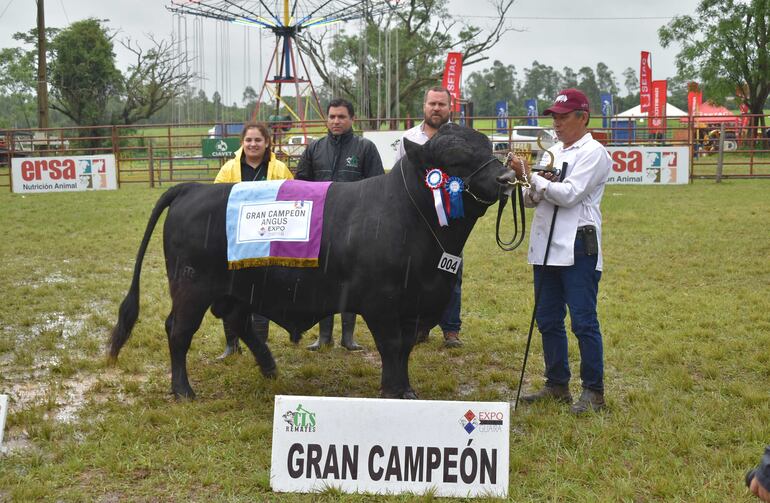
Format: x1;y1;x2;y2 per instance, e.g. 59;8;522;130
495;100;508;133
607;146;689;184
601;93;613;128
442;52;463;113
649;80;668;135
640;51;652;112
270;395;510;498
525;99;538;126
11;155;118;194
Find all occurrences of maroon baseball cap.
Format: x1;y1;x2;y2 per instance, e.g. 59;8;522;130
543;88;590;115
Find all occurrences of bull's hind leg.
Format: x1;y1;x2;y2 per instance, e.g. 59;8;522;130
224;306;277;378
165;298;209;399
365;317;417;399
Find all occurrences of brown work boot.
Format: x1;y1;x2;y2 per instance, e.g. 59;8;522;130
520;384;572;405
570;388;606;415
415;330;430;344
443;331;463;348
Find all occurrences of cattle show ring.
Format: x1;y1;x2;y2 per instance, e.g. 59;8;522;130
2;1;770;501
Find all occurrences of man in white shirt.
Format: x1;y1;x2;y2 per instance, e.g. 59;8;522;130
394;86;463;348
510;88;611;414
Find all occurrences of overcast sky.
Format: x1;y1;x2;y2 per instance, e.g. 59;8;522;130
1;0;701;104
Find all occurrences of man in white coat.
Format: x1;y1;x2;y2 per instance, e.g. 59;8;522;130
510;88;611;415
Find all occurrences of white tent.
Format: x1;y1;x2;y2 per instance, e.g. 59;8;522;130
616;103;688;118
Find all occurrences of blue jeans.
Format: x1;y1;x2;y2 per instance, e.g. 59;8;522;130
439;261;462;333
533;237;603;391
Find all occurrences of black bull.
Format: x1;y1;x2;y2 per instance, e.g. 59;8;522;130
109;124;517;399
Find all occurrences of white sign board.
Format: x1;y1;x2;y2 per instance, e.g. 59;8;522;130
0;394;8;449
237;201;312;242
11;154;118;193
363;130;405;171
606;146;689;184
271;395;509;498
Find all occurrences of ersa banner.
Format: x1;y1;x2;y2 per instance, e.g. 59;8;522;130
271;395;509;498
11;155;118;194
607;146;689;185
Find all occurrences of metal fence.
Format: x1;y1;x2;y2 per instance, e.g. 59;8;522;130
2;114;769;190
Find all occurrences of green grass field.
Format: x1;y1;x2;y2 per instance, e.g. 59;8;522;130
0;180;768;501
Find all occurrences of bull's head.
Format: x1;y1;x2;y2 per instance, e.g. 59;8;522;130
403;123;516;210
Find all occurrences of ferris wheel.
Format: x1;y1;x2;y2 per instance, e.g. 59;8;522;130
167;0;400;132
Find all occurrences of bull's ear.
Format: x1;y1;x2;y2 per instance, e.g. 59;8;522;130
403;138;427;167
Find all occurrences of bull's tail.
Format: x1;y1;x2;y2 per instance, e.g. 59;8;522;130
108;184;187;361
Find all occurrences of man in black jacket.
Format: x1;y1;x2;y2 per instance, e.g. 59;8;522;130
296;98;384;351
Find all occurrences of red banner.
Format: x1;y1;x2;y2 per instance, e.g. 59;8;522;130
649;80;667;134
640;51;652;113
687;90;702;116
442;52;463;112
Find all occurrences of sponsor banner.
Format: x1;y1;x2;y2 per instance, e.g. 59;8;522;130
495;100;508;133
11;155;118;194
640;51;652;112
441;52;463;112
687;90;702;116
525;99;538;126
363;130;405;171
607;146;689;184
649;80;668;134
601;93;613;128
271;395;509;498
202;137;241;158
0;394;7;449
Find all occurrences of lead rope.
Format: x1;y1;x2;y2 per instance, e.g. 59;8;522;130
496;153;530;252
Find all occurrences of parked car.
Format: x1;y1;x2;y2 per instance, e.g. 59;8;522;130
489;126;557;162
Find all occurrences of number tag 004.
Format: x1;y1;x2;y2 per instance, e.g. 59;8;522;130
437;252;462;274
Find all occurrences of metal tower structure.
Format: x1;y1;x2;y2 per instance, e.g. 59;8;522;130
167;0;396;134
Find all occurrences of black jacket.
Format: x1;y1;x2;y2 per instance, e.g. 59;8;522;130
295;130;384;182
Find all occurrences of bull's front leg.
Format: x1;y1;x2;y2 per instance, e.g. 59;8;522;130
365;316;417;399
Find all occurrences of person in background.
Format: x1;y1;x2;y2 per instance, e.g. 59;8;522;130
394;86;463;348
295;98;384;351
511;89;611;415
214;121;293;359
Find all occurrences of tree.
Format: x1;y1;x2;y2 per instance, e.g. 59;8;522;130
577;66;600;112
297;0;516;121
596;62;619;96
561;66;578;90
465;60;518;115
115;36;194;125
48;19;122;126
0;27;59;128
521;61;561;102
659;0;770;128
622;67;639;96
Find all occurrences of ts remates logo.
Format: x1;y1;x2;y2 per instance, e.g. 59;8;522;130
282;404;317;433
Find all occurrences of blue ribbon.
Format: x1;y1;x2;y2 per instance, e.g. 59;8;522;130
446;176;464;219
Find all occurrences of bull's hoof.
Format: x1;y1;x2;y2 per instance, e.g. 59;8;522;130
380;389;418;399
172;387;196;400
306;339;333;351
217;342;242;360
341;341;363;351
260;365;278;379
